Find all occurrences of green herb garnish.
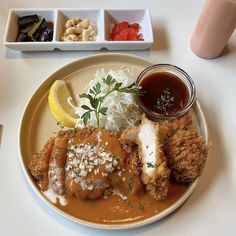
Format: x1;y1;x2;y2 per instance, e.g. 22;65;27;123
79;74;140;127
125;200;133;209
76;187;82;193
127;173;138;192
138;203;144;212
154;88;174;114
147;162;156;168
56;121;64;129
53;149;62;159
128;181;133;191
149;151;154;156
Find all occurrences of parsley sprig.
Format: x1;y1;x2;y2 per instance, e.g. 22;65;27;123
154;88;174;114
79;74;140;127
147;162;156;168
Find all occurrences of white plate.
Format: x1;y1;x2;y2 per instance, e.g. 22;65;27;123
4;8;153;51
18;53;208;229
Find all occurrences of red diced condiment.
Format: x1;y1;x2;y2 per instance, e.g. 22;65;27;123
130;23;139;31
110;21;144;41
115;21;129;32
126;28;138;40
137;33;144;41
113;31;129;41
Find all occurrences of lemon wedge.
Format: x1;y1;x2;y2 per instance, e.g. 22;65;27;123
48;80;77;127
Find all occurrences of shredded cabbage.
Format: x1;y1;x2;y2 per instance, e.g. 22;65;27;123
74;67;142;131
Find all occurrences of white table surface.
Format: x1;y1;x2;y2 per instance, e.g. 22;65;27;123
1;0;236;235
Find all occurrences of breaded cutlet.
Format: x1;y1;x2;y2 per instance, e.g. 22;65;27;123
29;137;54;190
137;116;170;200
163;114;208;182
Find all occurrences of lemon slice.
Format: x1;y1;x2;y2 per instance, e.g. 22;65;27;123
48;80;77;127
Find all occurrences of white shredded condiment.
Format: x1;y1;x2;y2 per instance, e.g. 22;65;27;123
73;67;142;131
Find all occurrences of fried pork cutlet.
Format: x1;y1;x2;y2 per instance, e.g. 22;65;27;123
120;126;138;144
137;117;170;200
164;114;208;182
29;127;129;199
125;150;144;195
29;112;208;202
65;128;128;200
65;128;111;200
120;116;170;200
166;130;208;182
29;131;69;195
160;113;193;142
170;113;193;132
29;137;54;190
48;131;69;195
120;126;138;153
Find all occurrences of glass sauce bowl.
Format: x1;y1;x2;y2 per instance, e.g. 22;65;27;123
136;64;196;120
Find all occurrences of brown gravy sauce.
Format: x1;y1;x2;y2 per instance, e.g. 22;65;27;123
56;182;187;224
49;129;189;224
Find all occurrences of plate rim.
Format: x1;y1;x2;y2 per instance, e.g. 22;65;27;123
18;53;208;229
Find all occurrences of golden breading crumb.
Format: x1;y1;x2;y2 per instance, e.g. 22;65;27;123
28;137;54;190
144;159;170;200
68;127;95;139
107;130;120;139
170;113;193;132
120;126;139;153
120;126;138;144
137;117;170;200
165;130;208;182
48;131;69;195
127;150;144;195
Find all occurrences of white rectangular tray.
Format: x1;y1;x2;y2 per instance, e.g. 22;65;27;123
4;8;153;51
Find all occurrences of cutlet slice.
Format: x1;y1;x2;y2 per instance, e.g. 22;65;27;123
137;117;170;200
120;126;138;143
160;113;193;143
120;126;139;153
48;131;69;195
165;130;208;182
170;113;193;132
162;114;208;182
29;137;54;190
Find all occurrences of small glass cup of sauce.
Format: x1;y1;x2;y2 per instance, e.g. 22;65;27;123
136;64;196;120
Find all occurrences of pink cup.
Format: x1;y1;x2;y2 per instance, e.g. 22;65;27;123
190;0;236;59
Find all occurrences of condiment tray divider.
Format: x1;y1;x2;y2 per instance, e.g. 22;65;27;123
4;8;153;51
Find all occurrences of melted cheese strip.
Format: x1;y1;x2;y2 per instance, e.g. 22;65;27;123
138;118;158;177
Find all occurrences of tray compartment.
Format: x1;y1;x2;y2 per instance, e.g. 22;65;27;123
104;9;153;49
4;9;56;51
56;9;104;42
55;8;104;51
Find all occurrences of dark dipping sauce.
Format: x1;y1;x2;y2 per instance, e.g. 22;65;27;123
138;72;189;115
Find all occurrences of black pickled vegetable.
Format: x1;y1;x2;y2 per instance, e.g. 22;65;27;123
39;27;53;42
18;14;39;29
20;24;36;34
27;19;43;40
17;33;27;42
32;18;48;41
17;33;33;42
16;15;53;42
